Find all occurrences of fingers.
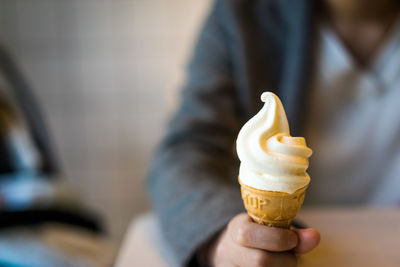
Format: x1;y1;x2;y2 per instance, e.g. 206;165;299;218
212;214;320;267
231;245;297;267
293;228;321;254
229;213;298;252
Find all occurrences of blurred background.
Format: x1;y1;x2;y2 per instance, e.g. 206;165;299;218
0;0;212;243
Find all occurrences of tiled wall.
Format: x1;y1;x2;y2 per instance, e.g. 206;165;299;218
0;0;212;241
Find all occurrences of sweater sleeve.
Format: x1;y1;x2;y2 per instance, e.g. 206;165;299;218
147;1;244;266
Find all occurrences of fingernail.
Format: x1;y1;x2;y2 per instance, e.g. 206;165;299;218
288;233;298;248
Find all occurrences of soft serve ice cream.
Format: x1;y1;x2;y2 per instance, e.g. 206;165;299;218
236;92;312;194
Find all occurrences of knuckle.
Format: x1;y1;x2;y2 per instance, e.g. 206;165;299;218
227;216;237;231
231;213;247;226
235;223;252;246
226;219;236;237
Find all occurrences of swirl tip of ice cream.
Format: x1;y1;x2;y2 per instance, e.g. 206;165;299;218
236;91;312;194
260;91;273;102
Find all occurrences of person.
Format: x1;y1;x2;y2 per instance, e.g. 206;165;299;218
148;0;400;266
0;45;113;267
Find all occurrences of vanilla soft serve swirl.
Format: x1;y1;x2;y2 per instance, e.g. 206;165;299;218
236;92;312;194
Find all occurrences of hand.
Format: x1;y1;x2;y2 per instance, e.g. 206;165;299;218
209;213;320;267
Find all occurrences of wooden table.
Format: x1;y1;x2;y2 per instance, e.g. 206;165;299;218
116;208;400;267
298;208;400;267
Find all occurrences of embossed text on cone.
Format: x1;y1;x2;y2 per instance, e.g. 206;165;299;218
239;178;307;228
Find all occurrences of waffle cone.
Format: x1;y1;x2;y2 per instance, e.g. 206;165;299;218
239;178;307;228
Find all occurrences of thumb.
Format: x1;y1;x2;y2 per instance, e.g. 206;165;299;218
292;228;320;254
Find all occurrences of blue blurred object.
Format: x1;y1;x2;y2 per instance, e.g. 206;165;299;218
0;230;88;267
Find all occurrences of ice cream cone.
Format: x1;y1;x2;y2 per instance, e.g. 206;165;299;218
239;178;307;228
